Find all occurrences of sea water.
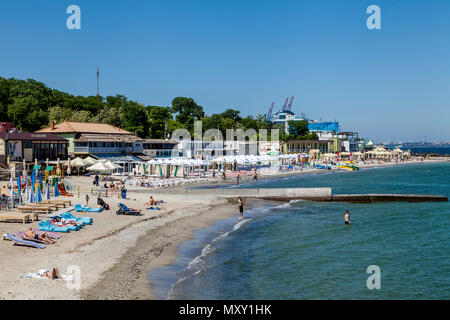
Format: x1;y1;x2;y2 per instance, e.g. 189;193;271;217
149;162;450;299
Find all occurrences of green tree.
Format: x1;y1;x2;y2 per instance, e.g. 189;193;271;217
122;101;148;138
7;96;48;131
147;106;173;139
220;108;242;122
167;119;186;136
48;106;73;123
0;78;10;120
69;110;95;122
171;97;205;132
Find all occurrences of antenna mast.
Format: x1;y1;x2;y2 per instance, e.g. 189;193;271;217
96;67;100;97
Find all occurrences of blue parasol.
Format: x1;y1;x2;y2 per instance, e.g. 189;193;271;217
53;179;60;197
35;183;42;203
17;172;21;198
45;182;51;200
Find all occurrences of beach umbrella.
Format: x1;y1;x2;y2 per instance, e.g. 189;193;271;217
53;180;60;197
102;161;117;170
45;182;51;200
28;186;35;203
86;162;111;172
17;172;22;201
84;156;98;165
35;183;42;203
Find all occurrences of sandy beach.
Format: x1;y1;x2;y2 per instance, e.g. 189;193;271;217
0;157;447;300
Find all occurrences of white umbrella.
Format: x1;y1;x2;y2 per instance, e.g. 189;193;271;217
63;157;85;167
86;162;111;172
84;156;98;165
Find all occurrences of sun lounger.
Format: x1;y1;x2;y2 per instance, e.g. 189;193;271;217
117;203;141;215
32;229;62;239
27;203;59;212
18;206;51;215
0;213;32;224
74;204;103;213
41;200;72;208
38;201;64;209
15;231;48;244
2;233;46;249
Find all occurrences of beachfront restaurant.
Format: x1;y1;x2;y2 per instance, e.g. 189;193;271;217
73;133;144;173
0;132;68;164
281;140;334;154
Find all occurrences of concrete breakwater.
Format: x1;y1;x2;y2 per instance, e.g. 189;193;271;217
152;187;448;203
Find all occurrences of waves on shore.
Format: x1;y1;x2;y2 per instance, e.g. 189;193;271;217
166;200;302;299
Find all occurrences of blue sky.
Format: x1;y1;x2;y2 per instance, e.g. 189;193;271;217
0;0;449;142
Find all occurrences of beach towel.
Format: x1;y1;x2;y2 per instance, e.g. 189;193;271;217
38;220;72;233
24;269;74;281
3;233;46;249
60;212;93;225
146;207;161;210
74;204;103;213
49;219;81;230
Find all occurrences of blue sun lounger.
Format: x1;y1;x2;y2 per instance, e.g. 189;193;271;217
2;233;46;249
60;212;93;225
74;204;103;213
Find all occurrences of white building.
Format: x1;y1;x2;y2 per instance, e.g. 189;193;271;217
271;110;308;134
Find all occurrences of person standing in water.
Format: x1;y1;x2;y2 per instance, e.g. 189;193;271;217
238;197;245;220
236;173;241;185
344;211;350;225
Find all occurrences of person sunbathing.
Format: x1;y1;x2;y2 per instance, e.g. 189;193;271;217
39;267;62;279
25;227;55;244
145;196;164;206
145;196;157;206
51;216;80;227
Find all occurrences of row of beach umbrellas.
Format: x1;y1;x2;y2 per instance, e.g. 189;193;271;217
63;156;122;172
212;155;276;164
148;158;209;166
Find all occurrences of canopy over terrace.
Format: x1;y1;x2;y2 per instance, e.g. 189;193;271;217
92;153;142;173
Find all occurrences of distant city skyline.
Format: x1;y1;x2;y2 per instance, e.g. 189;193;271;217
1;0;449;142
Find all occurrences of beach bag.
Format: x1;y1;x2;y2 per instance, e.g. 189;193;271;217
104;204;110;210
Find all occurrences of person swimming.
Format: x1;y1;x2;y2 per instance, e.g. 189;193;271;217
238;197;245;220
344;211;350;225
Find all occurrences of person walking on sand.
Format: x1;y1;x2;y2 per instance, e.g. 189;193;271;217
344;210;350;225
238;197;245;220
85;194;89;206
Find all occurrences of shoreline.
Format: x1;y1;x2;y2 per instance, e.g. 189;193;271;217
83;198;239;300
0;159;447;300
85;159;449;300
